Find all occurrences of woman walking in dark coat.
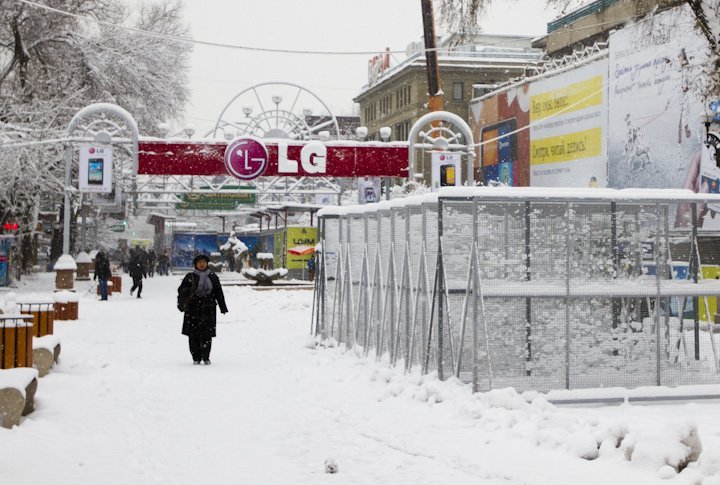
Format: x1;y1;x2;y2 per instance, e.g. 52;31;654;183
178;254;228;365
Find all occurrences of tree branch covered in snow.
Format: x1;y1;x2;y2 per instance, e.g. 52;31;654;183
0;0;192;264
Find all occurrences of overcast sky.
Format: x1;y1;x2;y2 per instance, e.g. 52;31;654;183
181;0;568;136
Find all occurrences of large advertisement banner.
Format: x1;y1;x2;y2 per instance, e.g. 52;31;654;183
471;85;530;186
608;5;712;226
286;227;317;270
529;61;608;187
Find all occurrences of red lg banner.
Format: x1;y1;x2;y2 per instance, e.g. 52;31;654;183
138;140;409;178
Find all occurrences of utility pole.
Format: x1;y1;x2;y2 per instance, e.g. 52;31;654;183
421;0;443;113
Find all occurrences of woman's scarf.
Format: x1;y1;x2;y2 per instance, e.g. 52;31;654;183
193;268;213;297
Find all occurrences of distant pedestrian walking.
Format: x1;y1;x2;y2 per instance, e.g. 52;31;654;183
177;254;228;365
94;250;112;301
147;248;157;277
158;250;170;276
129;249;146;298
307;254;316;282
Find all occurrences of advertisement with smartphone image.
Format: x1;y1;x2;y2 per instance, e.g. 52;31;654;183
470;84;530;187
430;152;462;192
79;145;113;193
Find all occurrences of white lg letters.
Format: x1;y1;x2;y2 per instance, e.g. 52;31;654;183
277;141;327;174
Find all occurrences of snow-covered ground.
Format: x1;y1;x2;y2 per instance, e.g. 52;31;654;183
3;272;720;484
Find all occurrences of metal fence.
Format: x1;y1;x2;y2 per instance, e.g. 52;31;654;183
312;187;720;393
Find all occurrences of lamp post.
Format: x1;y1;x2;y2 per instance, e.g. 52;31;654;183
380;126;392;200
272;95;282;127
184;125;195;139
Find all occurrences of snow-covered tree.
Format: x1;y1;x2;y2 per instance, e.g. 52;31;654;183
0;0;191;270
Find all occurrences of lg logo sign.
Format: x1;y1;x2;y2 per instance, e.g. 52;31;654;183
224;137;327;180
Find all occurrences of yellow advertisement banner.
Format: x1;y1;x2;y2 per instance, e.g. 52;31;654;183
530;128;602;165
530;76;603;122
700;265;720;322
286;226;317;270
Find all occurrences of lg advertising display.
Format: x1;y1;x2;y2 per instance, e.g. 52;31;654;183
607;5;713;227
470;85;530;186
529;60;608;187
79;145;113;193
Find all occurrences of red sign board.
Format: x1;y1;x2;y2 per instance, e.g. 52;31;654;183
138;140;409;178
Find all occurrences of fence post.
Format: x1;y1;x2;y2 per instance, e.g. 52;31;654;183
692;203;699;360
472;197;479;392
655;202;662;386
437;198;445;380
565;201;572;390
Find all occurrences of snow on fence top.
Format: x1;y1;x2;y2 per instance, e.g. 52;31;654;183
256;253;273;260
318;187;720;218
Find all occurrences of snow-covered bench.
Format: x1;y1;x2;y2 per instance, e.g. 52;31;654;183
0;367;38;428
32;335;61;377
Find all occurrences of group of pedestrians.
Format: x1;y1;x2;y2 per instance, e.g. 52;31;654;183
95;247;229;366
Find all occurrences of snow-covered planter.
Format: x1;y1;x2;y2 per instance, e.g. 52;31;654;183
32;335;61;377
54;255;77;290
0;367;38;428
241;267;288;286
75;251;92;280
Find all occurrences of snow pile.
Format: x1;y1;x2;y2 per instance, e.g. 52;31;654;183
314;342;719;480
2;291;17;314
53;255;77;271
622;421;703;473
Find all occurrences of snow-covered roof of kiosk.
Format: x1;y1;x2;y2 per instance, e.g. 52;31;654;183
256;253;274;260
318;187;720;217
54;254;77;270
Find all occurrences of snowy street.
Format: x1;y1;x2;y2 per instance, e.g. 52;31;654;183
2;273;720;484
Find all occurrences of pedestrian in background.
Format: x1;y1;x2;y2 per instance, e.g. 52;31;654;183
94;250;112;301
129;248;146;298
177;254;228;365
147;248;157;277
158;249;169;276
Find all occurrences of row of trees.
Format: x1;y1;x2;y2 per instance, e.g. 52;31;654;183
0;0;191;272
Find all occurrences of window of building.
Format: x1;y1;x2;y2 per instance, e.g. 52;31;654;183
453;82;464;101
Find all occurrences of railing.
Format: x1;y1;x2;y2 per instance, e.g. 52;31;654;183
547;0;621;33
313;187;720;394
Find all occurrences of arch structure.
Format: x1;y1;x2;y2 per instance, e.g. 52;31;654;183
134;82;344;212
62;103;139;254
407;111;475;187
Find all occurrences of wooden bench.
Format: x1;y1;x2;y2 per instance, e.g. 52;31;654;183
0;368;38;428
0;315;34;369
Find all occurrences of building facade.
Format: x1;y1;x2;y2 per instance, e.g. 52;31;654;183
535;0;680;56
354;34;545;141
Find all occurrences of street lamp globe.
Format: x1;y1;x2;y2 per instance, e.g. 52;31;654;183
242;106;253;117
184;125;195;139
379;126;392;141
355;126;368;140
